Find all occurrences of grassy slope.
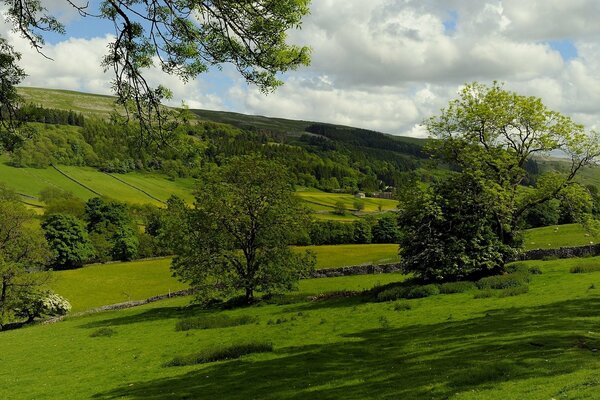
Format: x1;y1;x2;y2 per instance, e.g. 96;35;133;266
49;244;400;312
523;223;595;250
2;257;600;399
18;87;119;118
0;157;195;207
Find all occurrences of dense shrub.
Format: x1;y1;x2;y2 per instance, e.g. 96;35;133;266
376;286;411;302
164;342;273;367
498;286;529;297
476;273;529;290
570;264;600;274
175;315;258;331
376;284;439;301
13;291;71;322
405;284;440;299
439;281;477;294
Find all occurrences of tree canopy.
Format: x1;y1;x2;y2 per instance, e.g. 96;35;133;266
0;0;311;140
400;82;600;281
170;155;315;303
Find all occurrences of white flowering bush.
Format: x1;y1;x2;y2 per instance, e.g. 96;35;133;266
41;292;72;316
14;290;71;322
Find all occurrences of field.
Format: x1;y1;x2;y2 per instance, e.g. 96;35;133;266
523;223;595;250
297;188;398;212
2;256;600;399
48;244;400;312
18;87;120;118
1;158;390;220
0;157;197;207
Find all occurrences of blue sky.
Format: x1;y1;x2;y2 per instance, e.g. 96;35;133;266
4;0;600;136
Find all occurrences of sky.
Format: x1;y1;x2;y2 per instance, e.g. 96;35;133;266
2;0;600;137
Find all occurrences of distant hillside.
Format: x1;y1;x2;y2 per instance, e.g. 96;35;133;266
18;86;426;149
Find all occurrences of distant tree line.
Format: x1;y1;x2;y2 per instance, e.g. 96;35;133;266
15;104;85;127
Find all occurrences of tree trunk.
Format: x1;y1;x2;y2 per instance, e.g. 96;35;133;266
245;287;254;304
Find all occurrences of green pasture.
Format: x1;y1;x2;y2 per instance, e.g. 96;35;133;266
0;159;195;207
523;223;595;250
296;188;398;213
2;256;600;399
48;258;185;313
48;244;401;312
300;244;399;269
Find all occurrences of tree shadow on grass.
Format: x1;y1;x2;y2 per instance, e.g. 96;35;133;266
93;297;600;400
78;304;210;329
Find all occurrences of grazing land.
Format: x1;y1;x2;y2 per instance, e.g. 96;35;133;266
0;156;195;207
523;223;595;250
2;257;600;399
47;244;400;312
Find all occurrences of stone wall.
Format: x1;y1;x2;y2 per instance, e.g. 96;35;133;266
309;263;402;278
517;243;600;261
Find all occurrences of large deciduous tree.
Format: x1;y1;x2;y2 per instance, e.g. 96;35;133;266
0;0;311;141
170;156;315;303
42;214;95;270
400;82;600;281
0;195;50;328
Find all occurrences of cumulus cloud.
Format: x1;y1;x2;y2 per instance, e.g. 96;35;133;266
4;1;600;137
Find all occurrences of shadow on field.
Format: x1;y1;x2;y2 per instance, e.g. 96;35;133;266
78;305;209;329
92;298;600;400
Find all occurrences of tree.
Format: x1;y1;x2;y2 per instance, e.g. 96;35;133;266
1;0;311;141
170;156;315;303
398;174;512;281
353;199;365;212
84;197;138;261
0;38;33;152
333;201;347;216
400;82;600;280
42;214;95;270
372;214;401;244
425;82;600;245
0;198;50;328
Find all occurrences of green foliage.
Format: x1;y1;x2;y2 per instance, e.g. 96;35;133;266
84;197;138;262
399;174;512;281
170;156;316;303
39;187;85;218
0;199;50;327
376;284;440;302
353;199;365;211
175;315;258;331
439;281;477;294
372;214;401;244
42;214;95;270
164;341;273;367
570;264;600;274
333;200;347;216
523;200;560;228
476;274;529;290
13;290;71;322
352;219;373;244
9;123;98;167
0;38;28;152
498;286;529;297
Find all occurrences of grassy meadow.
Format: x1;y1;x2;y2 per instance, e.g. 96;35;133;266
523;223;596;250
2;256;600;399
47;244;400;312
296;188;398;213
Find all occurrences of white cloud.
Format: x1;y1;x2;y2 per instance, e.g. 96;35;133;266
4;0;600;137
